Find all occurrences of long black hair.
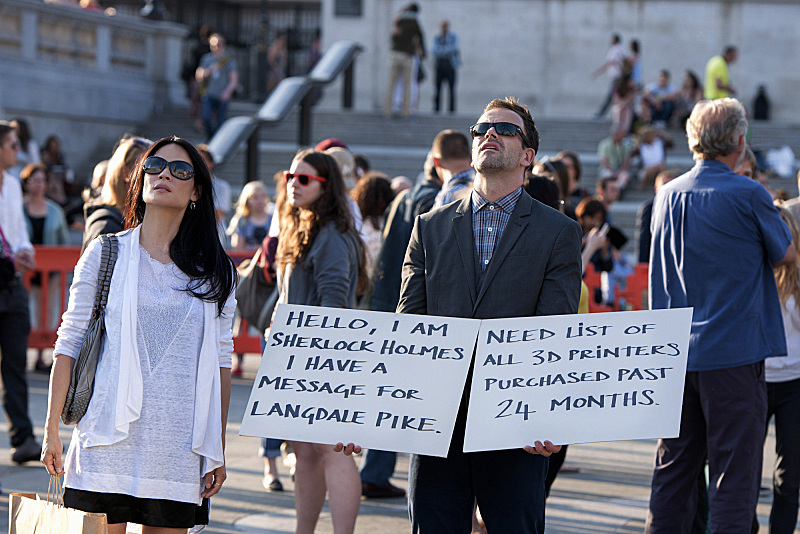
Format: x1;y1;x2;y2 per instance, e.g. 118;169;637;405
124;136;236;315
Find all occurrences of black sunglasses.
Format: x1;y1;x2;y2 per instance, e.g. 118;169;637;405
469;122;529;147
142;156;195;180
284;171;327;186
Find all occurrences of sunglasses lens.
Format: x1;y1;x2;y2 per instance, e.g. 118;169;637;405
143;157;166;174
286;173;310;185
470;124;488;137
471;122;520;138
496;123;514;136
171;162;194;180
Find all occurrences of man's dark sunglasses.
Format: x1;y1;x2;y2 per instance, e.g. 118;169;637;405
142;156;195;180
469;122;529;146
284;171;327;186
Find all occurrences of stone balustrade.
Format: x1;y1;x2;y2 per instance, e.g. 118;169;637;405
0;0;188;176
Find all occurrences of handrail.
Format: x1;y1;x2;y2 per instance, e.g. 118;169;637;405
207;40;363;181
307;40;362;84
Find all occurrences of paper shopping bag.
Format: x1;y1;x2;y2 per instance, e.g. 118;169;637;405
10;492;108;534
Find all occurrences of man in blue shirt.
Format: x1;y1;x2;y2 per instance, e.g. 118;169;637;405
646;98;795;533
432;20;460;114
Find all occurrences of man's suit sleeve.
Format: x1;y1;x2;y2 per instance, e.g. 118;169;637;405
396;216;427;315
535;220;583;316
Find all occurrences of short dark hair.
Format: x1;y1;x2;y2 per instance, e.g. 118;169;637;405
660;69;670;79
20;163;49;192
575;197;606;220
724;45;737;56
612;34;621;44
482;97;539;154
432;129;470;160
523;175;560;211
597;176;617;193
351;171;395;228
0;121;13;145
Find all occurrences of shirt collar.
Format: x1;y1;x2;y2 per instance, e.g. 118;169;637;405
471;187;522;214
446;168;475;187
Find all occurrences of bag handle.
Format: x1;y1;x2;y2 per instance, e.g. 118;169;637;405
91;235;119;317
47;475;64;507
248;244;273;284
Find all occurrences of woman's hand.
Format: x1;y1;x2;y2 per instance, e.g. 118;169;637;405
201;463;227;498
41;430;64;476
333;442;362;456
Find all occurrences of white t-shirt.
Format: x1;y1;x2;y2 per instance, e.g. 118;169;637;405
0;171;33;252
766;295;800;383
639;138;665;169
606;44;627;79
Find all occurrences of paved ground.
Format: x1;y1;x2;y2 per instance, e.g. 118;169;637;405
0;350;792;533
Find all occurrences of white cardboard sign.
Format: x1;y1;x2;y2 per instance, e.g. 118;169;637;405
239;304;479;457
463;308;693;452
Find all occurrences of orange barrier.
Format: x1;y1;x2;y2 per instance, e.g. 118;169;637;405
24;246;650;355
23;247;265;355
583;262;650;313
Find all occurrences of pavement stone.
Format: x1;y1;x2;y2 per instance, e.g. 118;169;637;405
0;350;791;533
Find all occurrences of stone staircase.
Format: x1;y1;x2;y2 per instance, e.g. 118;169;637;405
139;104;800;255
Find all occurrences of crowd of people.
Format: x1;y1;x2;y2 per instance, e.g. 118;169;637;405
1;44;800;532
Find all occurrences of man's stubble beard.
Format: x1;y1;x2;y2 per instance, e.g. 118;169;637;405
474;148;517;178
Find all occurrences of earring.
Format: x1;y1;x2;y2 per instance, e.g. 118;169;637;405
189;201;196;210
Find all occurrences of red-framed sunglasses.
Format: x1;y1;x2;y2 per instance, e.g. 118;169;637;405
284;171;327;185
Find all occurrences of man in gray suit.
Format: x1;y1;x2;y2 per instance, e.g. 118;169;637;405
398;97;583;533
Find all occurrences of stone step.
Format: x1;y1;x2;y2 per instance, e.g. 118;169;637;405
142;106;800;213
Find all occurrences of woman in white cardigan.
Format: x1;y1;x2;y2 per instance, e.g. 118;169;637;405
41;137;237;533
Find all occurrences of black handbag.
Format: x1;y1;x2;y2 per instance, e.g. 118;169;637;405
61;235;118;425
235;245;277;334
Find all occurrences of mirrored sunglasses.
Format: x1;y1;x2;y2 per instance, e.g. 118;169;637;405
469;122;529;146
142;156;195;180
284;171;327;186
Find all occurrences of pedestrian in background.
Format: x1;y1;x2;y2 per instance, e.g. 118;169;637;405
646;98;794;532
276;149;366;534
21;162;70;372
82;136;151;253
432;20;460;114
196;33;239;139
0;120;41;466
385;3;424;118
762;205;800;534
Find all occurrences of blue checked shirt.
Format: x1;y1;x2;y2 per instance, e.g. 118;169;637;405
472;187;522;272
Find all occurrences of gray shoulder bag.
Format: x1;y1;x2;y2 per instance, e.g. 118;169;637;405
61;234;119;425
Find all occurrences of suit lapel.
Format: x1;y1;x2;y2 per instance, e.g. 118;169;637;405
473;193;532;312
453;197;477;307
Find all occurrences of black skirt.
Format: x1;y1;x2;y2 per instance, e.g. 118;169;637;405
63;488;209;528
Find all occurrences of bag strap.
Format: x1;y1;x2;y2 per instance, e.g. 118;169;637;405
92;235;119;316
48;475;64;507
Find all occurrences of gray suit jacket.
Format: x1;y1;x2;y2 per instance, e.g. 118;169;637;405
397;190;582;321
